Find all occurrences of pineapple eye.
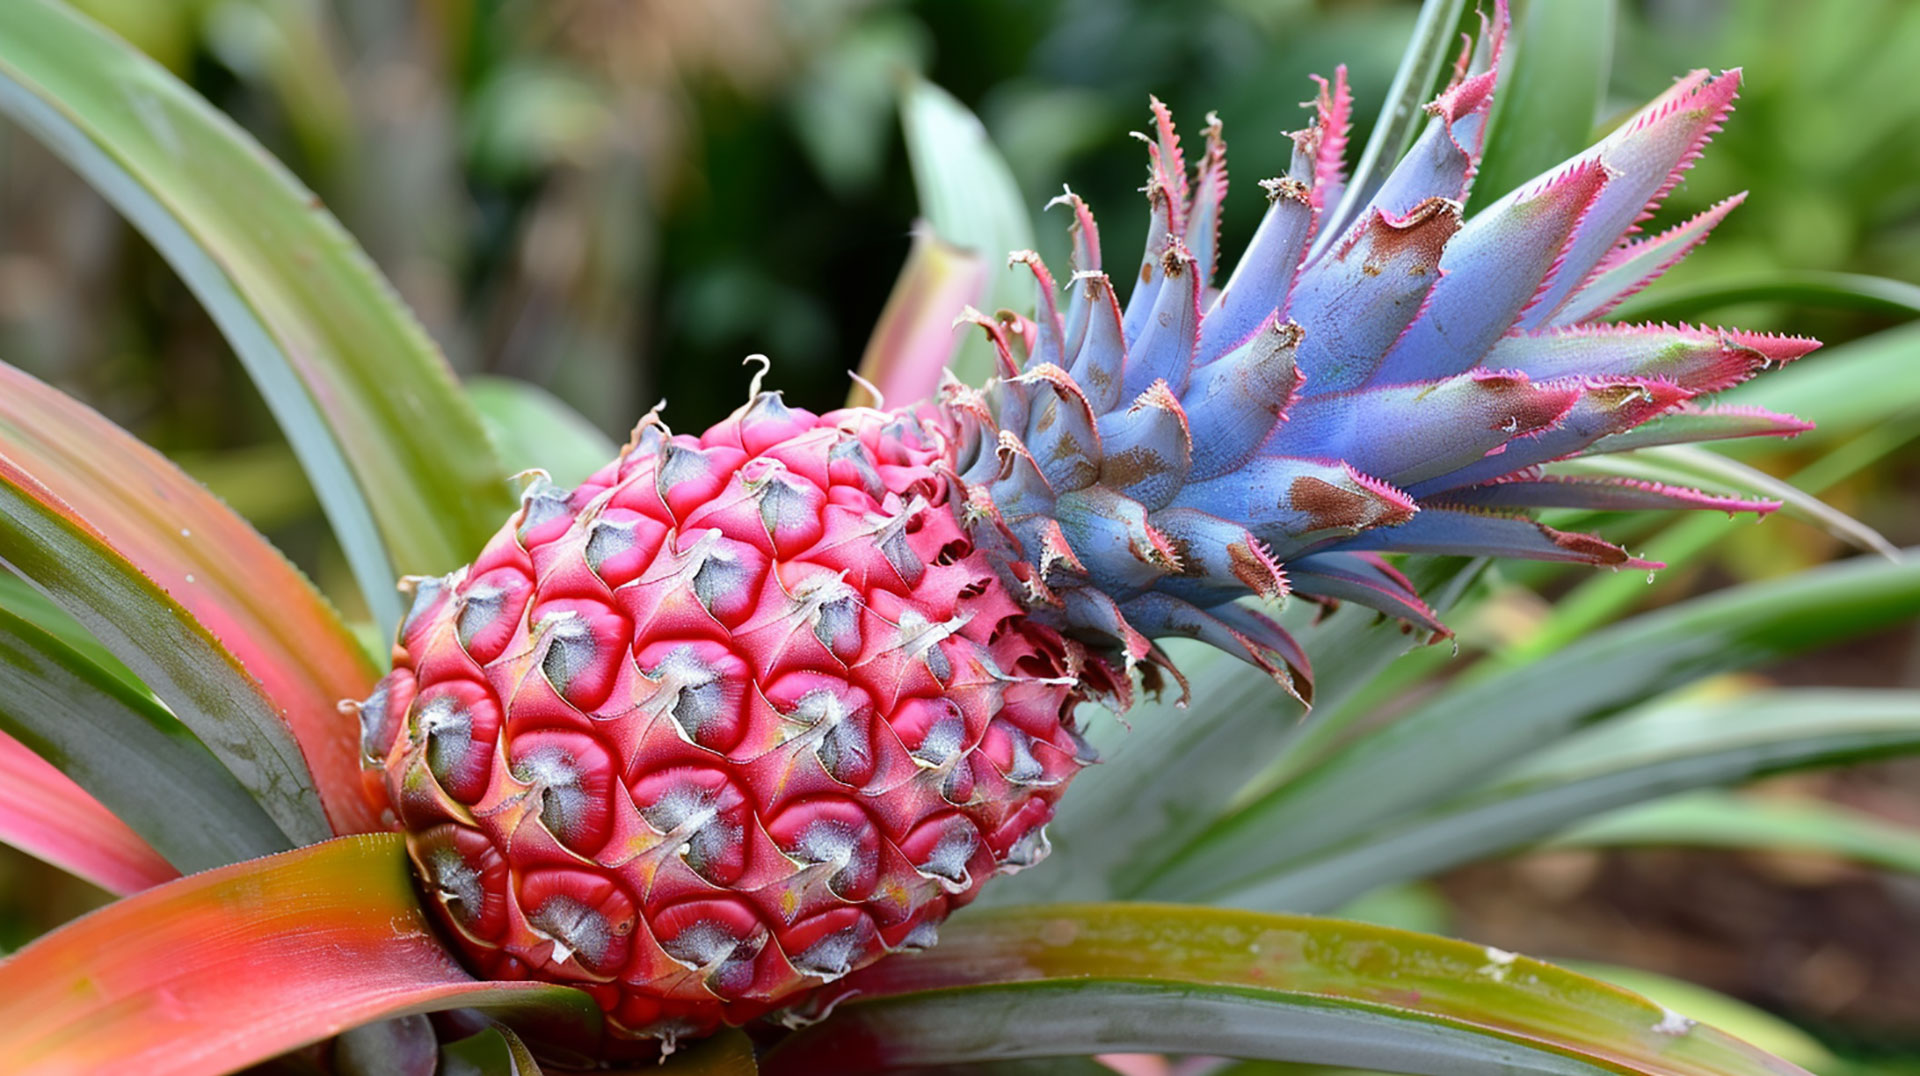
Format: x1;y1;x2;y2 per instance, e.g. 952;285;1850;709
516;475;575;545
629;765;752;885
516;869;637;977
651;899;768;997
417;695;474;777
508;730;617;855
536;612;597;694
584;517;636;571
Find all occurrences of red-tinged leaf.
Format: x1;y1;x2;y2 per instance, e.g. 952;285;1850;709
767;904;1808;1076
0;462;333;846
0;729;177;895
851;227;988;409
0;361;381;834
0;603;290;874
0;835;601;1076
0;0;521;635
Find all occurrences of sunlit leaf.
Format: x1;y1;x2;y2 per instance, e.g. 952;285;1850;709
468;375;620;488
900;77;1034;388
1560;963;1836;1074
0;360;381;833
1216;688;1920;911
0;835;601;1076
851;227;986;408
1140;551;1920;902
0;569;140;690
767;905;1808;1075
1466;0;1613;215
0;466;332;846
0;0;520;634
0;728;176;895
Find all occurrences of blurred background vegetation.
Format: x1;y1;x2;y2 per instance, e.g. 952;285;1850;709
1;0;1917;1069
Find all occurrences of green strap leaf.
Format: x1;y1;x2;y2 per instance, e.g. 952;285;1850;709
0;728;178;895
1217;688;1920;911
468;375;620;489
0;360;382;833
0;0;520;634
900;77;1034;389
0;465;332;845
1139;551;1920;902
442;1027;545;1076
766;905;1808;1075
0;569;141;691
1615;270;1920;323
1465;0;1614;216
990;560;1481;906
0;605;286;875
0;834;601;1076
1553;788;1920;876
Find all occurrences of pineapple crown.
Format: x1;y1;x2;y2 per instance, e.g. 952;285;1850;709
935;3;1815;705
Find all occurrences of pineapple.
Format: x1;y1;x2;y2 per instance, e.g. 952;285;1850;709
352;10;1814;1046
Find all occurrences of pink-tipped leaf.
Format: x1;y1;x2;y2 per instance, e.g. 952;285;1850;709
0;461;333;845
0;835;601;1076
0;730;177;895
851;228;989;410
0;361;381;834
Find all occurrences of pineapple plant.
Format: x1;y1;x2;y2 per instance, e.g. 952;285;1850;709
355;16;1818;1037
0;0;1916;1072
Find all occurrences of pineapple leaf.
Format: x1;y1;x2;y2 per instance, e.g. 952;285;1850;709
0;604;287;877
1215;688;1920;912
1508;323;1920;658
0;360;384;834
1614;269;1920;323
0;0;521;636
0;468;336;846
764;904;1811;1075
1465;0;1614;216
899;77;1035;389
852;227;987;408
468;375;620;489
0;835;602;1076
0;569;142;691
441;1027;546;1076
994;560;1480;906
0;729;178;895
1143;550;1920;902
1553;787;1920;876
1715;320;1920;449
1317;0;1470;250
1552;445;1898;558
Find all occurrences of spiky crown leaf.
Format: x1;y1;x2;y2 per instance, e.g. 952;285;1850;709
939;6;1813;704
